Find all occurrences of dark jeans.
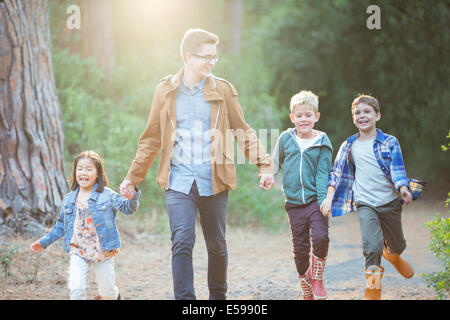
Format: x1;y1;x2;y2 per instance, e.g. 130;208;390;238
356;198;406;269
165;181;228;300
285;201;329;275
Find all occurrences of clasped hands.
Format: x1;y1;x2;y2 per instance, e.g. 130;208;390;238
120;179;135;200
259;173;275;191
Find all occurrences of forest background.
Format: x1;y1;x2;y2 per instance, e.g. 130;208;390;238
48;0;449;232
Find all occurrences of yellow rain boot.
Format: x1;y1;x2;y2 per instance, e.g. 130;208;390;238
364;265;384;300
383;247;414;279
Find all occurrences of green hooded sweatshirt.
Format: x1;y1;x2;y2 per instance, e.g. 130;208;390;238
273;128;333;206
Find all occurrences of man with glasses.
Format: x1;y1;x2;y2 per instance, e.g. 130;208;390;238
120;28;274;300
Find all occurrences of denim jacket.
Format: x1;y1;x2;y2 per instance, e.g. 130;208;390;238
39;184;141;254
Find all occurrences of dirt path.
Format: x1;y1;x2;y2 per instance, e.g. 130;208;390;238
0;202;444;300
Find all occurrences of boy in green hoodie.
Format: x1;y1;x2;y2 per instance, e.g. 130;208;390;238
271;90;333;300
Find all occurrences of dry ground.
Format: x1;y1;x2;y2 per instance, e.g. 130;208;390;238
0;201;446;300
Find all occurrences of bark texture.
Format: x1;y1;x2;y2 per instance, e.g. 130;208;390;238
0;0;67;236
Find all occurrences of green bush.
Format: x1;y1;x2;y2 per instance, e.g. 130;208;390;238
0;244;18;282
422;210;450;300
52;48;164;212
213;53;287;231
422;135;450;300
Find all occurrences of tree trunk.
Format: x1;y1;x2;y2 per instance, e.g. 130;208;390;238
80;0;115;79
0;0;67;237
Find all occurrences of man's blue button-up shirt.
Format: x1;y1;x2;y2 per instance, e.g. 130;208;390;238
169;76;213;196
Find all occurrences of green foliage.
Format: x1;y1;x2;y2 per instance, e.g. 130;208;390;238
227;165;286;232
441;131;450;152
52;48;165;212
0;244;18;282
422;134;450;300
214;52;287;231
422;211;450;300
247;0;450;185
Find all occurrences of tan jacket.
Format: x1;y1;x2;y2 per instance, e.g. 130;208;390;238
125;67;273;194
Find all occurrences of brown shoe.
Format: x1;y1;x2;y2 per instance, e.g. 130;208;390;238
383;247;414;279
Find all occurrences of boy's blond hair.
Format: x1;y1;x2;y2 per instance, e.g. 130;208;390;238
180;28;219;63
290;90;319;113
351;94;380;114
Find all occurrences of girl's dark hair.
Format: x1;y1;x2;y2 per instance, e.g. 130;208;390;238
70;150;109;193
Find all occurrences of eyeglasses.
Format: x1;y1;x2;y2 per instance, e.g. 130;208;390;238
191;53;219;64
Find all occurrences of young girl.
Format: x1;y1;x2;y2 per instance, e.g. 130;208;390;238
30;151;140;300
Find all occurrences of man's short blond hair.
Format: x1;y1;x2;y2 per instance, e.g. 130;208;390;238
290;90;319;113
180;28;219;63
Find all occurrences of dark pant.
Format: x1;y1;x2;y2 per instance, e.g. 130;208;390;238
165;182;228;300
285;201;329;275
356;198;406;269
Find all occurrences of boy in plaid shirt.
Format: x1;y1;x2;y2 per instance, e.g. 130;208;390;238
320;94;413;300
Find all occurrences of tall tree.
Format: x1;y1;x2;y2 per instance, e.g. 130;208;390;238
0;0;67;236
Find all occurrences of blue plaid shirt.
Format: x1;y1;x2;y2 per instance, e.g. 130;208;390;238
328;129;410;217
169;76;213;196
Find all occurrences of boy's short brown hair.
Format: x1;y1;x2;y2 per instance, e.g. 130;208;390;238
180;28;219;62
351;94;380;114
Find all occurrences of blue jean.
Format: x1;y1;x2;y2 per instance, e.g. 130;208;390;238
165;181;228;300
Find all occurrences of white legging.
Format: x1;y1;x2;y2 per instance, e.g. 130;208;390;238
68;254;119;300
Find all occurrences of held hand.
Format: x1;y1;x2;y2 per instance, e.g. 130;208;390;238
320;198;332;217
30;241;43;253
120;179;135;200
259;173;275;191
400;186;412;206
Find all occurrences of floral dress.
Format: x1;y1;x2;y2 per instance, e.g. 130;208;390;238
69;199;119;263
